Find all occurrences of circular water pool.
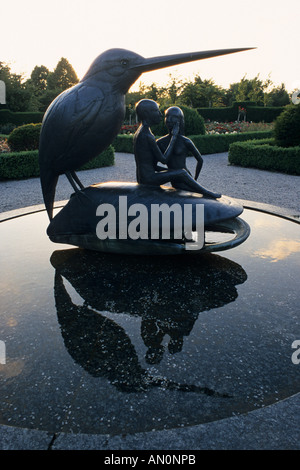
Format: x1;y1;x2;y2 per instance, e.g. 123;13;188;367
0;207;299;435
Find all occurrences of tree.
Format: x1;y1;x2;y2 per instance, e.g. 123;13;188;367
223;82;240;106
235;74;272;105
30;65;50;94
144;82;161;102
47;57;79;91
264;83;290;107
180;75;226;108
0;62;31;111
160;74;183;105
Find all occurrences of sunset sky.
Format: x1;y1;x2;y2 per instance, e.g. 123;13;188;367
1;0;299;92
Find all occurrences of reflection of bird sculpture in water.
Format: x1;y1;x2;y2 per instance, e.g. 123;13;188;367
39;47;254;219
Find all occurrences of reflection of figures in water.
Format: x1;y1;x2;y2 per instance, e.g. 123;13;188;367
52;249;247;395
157;106;221;198
141;316;195;365
134;99;220;198
54;271;229;397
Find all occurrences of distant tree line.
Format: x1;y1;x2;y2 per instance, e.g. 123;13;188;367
126;73;292;111
0;59;292;114
0;58;79;112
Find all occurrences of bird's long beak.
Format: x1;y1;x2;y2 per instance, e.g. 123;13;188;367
131;48;256;73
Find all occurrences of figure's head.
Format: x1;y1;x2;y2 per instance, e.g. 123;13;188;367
135;99;162;125
165;106;185;134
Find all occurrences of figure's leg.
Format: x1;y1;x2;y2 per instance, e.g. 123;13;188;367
142;169;221;198
169;170;221;198
170;180;192;192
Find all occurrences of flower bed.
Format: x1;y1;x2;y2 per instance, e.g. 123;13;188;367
120;124;139;134
0;137;11;153
205;121;274;135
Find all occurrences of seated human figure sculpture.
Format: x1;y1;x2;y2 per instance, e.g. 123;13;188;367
134;99;221;198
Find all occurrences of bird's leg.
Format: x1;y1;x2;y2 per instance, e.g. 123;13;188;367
71;170;85;190
65;171;84;192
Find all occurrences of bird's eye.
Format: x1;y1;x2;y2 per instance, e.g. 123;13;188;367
121;59;128;67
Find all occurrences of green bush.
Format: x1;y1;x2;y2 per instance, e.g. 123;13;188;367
228;140;300;175
8;123;42;151
0;146;115;180
274;104;300;148
151;105;206;136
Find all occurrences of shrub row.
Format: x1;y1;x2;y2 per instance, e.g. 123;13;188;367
113;130;274;155
228;140;300;175
189;131;274;154
197;101;285;123
0;109;43;126
113;134;135;153
0;146;115;180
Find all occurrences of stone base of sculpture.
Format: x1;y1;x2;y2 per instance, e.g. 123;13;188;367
47;182;250;255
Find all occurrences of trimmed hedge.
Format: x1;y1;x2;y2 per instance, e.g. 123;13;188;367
80;146;115;170
113;130;274;155
113;134;135;153
228;140;300;175
189;131;274;155
0;145;115;180
0;150;40;179
0;109;43;126
197;101;285;123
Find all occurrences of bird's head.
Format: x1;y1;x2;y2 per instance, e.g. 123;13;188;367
81;49;146;92
81;47;256;93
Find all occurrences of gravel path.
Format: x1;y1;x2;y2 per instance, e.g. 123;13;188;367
0;152;299;215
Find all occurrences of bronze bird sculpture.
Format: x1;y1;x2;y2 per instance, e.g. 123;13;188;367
39;47;254;219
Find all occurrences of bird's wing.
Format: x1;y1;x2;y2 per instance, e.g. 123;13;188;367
39;84;105;167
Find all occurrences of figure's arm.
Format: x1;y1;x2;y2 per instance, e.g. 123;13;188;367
155;164;167;172
186;138;203;180
149;122;179;164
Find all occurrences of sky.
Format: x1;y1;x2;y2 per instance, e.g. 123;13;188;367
1;0;299;93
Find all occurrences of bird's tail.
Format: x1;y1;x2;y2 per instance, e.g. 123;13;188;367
40;170;58;220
